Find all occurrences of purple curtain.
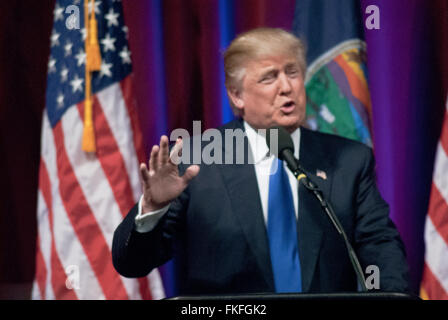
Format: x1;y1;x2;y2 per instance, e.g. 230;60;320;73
361;0;448;293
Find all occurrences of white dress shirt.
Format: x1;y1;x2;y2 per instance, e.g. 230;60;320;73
134;121;301;233
243;122;301;224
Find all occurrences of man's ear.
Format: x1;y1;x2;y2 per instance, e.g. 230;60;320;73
227;87;244;111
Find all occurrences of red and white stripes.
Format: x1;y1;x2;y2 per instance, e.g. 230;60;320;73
421;99;448;300
32;76;165;300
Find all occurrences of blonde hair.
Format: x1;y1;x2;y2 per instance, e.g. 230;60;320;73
223;28;307;115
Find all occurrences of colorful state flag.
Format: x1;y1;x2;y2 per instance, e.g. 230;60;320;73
32;0;164;299
292;0;372;146
421;98;448;300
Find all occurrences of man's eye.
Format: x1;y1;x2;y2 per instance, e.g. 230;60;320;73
260;74;275;83
287;69;299;77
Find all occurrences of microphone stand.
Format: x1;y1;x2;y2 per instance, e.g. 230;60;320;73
286;160;368;292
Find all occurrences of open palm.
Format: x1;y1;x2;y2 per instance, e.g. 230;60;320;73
140;136;200;212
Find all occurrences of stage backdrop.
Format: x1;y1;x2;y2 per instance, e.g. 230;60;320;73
0;0;447;298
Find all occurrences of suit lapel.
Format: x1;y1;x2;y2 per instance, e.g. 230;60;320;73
218;120;274;290
220;162;275;290
297;127;333;292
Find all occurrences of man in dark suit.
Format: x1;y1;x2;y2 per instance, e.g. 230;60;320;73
112;28;410;295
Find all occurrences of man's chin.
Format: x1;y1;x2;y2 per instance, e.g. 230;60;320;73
275;116;302;132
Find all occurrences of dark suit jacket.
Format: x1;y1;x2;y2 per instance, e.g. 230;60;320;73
112;119;410;295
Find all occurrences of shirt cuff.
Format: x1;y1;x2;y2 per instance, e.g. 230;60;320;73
134;196;170;233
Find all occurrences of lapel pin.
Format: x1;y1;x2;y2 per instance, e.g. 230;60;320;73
316;169;327;180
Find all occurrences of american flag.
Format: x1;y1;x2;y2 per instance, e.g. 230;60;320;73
32;0;165;299
421;97;448;300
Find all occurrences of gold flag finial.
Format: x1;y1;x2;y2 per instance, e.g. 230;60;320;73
86;0;102;71
82;0;102;152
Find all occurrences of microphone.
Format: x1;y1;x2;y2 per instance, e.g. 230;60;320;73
266;125;298;172
266;126;308;183
265;126;368;292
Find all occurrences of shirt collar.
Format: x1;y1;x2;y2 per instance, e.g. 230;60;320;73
243;121;301;164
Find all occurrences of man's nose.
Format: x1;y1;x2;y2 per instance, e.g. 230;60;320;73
279;73;292;95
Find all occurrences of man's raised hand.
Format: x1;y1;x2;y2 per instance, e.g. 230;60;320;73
139;135;200;213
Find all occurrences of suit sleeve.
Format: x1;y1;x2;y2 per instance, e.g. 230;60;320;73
354;147;410;293
111;187;189;278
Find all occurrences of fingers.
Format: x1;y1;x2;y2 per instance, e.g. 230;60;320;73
159;135;169;165
139;162;150;184
182;165;200;185
149;144;159;174
149;135;182;173
170;138;183;165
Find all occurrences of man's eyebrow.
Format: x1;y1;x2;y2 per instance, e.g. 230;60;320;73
285;62;299;69
259;68;277;78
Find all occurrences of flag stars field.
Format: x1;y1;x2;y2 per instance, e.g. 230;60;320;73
51;31;60;47
88;0;102;15
53;3;64;22
100;61;113;78
64;41;73;57
122;25;128;38
75;49;86;67
48;58;57;73
57;93;65;108
119;46;131;64
80;28;87;41
101;33;116;52
70;75;84;93
105;8;119;27
60;66;69;83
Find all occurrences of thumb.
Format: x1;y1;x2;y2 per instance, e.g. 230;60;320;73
181;165;200;185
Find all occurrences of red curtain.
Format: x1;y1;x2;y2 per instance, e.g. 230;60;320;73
0;0;54;297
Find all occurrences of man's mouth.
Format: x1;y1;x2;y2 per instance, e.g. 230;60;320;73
280;101;295;113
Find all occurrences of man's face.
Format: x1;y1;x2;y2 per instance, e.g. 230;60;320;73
231;54;306;132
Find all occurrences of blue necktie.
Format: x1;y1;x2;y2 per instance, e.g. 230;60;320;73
267;158;302;292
